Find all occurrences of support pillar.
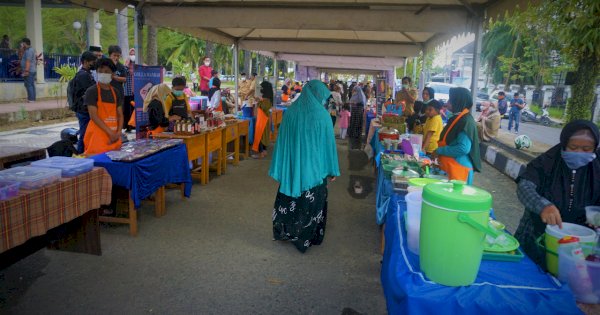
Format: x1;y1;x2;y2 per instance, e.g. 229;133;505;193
403;58;408;77
412;56;418;82
86;9;100;48
25;0;44;83
116;7;129;57
471;17;484;112
273;53;278;90
233;41;239;113
418;50;426;97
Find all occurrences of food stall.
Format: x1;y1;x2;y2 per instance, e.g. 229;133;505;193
0;159;112;268
90;140;193;236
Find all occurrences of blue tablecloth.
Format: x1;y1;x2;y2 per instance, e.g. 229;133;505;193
241;117;256;145
381;192;582;315
91;144;193;208
366;111;376;133
376;164;395;225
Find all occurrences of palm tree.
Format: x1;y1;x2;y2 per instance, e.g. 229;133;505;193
482;21;519;85
166;33;205;69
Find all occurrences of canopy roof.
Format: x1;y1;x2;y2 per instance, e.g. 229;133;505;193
72;0;530;61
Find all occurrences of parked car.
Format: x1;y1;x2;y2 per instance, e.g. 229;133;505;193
165;71;174;77
425;82;456;105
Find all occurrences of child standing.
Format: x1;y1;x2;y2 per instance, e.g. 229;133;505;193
422;100;444;155
338;104;351;139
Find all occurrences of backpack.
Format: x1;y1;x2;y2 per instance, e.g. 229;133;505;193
67;77;77;111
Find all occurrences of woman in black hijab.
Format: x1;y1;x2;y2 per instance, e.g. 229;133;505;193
208;77;223;111
515;120;600;267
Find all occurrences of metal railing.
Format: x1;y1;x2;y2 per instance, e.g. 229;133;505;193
0;49;79;82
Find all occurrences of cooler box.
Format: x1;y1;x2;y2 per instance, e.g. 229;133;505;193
0;166;61;190
31;156;94;177
199;96;209;110
189;96;201;111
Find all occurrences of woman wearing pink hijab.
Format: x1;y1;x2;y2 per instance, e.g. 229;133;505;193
123;48;136;132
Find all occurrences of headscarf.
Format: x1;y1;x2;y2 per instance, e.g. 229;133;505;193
269;80;340;197
260;81;274;105
423;87;435;101
143;83;171;115
349;85;366;105
519;120;600;230
208;77;221;100
439;87;481;172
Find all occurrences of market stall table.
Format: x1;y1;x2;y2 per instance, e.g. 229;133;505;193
381;193;583;315
0;146;47;169
221;122;240;172
153;132;208;185
90;144;192;236
0;167;112;268
238;119;250;159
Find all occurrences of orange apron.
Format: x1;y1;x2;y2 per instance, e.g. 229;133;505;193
127;100;136;127
83;85;122;155
282;91;290;102
216;98;223;112
437;108;471;182
252;108;268;152
147;126;165;138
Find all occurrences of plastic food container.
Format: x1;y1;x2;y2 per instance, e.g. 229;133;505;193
405;191;423;255
558;245;600;304
544;223;597;276
0;181;20;200
0;166;61;190
586;206;600;226
31;156;94;177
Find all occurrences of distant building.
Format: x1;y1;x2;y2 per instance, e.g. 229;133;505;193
449;42;486;90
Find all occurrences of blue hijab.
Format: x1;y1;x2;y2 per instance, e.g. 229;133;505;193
269;80;341;197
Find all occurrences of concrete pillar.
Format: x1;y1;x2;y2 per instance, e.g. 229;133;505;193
146;25;157;66
86;9;100;48
418;50;426;98
273;53;278;91
471;17;483;105
412;56;417;82
593;85;600;123
116;7;129;57
25;0;44;83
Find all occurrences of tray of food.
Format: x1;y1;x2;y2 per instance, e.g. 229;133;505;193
105;139;183;162
0;166;62;190
31;156;94;177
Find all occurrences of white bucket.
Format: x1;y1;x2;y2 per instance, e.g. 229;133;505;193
405;191;423;255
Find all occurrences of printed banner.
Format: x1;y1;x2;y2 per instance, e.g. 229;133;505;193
133;65;163;138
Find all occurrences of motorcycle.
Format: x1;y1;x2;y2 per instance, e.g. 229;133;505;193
520;104;538;123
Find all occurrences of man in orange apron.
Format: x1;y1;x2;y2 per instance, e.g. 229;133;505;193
83;58;124;156
435;87;482;185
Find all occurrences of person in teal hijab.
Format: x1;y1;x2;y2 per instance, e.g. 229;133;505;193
269;80;340;253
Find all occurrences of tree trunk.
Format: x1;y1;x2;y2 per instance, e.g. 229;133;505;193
205;41;215;59
565;56;600;122
116;7;129;56
504;33;520;88
146;25;158;66
243;50;250;73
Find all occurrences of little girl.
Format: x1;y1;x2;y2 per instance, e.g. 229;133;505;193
338;104;351;139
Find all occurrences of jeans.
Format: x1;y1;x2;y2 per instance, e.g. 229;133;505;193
23;74;36;101
508;109;520;132
76;112;90;154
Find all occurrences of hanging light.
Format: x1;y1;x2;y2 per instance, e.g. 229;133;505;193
94;21;102;30
73;21;82;30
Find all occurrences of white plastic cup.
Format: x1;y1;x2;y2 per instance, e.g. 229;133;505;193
405;191;423;255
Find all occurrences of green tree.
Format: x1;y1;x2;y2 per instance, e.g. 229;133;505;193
165;32;205;70
533;0;600;122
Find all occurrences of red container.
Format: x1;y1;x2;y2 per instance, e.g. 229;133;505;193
379;127;400;141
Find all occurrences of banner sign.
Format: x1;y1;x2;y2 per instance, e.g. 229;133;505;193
133;65;163;138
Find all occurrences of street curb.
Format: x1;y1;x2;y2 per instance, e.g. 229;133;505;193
480;142;527;181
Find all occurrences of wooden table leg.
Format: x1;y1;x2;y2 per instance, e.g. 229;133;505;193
129;193;138;236
380;223;385;254
180;183;185;199
234;138;240;165
217;149;222;176
154;186;165;217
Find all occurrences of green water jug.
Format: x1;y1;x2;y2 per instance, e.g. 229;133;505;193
420;181;493;286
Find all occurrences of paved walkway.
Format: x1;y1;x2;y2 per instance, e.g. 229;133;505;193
0;99;68;114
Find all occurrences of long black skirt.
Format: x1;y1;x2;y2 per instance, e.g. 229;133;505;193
272;180;328;253
348;102;364;138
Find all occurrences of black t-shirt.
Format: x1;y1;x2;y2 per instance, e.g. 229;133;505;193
73;69;96;113
148;99;169;130
110;62;128;97
84;84;124;109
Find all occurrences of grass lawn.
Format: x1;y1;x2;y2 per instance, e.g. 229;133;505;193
529;104;564;119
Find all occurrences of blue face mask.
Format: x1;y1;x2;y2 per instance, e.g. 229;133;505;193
561;150;597;169
173;90;184;97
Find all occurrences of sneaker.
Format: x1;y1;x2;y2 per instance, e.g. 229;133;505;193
514;131;519;134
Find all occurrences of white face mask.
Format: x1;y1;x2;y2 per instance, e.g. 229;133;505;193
204;61;210;66
129;55;136;62
241;76;246;81
97;73;112;84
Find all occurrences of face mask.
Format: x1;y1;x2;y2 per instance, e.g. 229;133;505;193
402;84;409;89
97;73;112;84
241;77;246;81
172;90;184;97
561;150;597;170
129;55;136;62
204;61;210;66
